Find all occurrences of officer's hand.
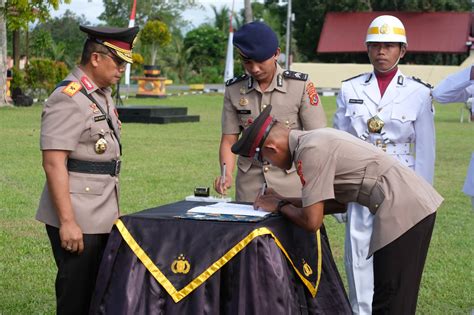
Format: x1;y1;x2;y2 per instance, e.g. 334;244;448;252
213;175;232;196
59;220;84;255
254;190;281;213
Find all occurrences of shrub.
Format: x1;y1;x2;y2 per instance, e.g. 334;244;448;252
25;58;70;100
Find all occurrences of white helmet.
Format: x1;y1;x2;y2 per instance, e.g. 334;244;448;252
365;15;407;46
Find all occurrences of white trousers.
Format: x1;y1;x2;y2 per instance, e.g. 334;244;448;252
344;203;374;315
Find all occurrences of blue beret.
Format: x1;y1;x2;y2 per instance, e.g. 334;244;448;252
233;21;278;62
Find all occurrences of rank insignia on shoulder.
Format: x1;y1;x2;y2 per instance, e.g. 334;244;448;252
62;82;82;97
411;76;433;89
342;73;365;82
349;99;363;104
283;70;308;81
225;74;248;86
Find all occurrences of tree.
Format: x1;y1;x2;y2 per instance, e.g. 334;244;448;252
140;20;172;66
0;0;71;106
0;0;8;105
99;0;193;30
183;25;226;83
31;10;89;68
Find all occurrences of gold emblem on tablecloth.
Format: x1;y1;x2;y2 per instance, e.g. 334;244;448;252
367;115;385;133
239;98;248;106
171;254;190;274
302;259;313;277
95;137;108;154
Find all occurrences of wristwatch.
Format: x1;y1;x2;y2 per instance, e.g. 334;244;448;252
277;200;291;212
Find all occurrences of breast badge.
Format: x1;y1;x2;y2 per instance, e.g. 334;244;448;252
89;103;100;114
306;82;319;106
95;137;108;154
367;115;385;133
239;98;249;106
171;254;190;274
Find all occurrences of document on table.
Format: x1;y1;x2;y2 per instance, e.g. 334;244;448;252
188;202;270;218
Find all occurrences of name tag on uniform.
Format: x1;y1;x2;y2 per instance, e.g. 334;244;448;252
237;109;251;115
349;99;364;104
94;115;106;122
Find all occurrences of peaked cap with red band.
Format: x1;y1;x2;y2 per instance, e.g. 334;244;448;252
231;105;275;161
80;25;139;64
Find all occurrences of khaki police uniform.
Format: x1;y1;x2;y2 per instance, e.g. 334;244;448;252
222;64;327;202
289;127;443;315
289;128;442;255
37;66;121;233
333;69;435;314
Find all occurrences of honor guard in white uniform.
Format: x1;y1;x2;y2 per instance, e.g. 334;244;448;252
333;15;436;314
214;21;326;202
432;65;474;209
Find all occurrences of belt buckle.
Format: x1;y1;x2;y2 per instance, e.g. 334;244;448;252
114;160;121;176
375;139;386;152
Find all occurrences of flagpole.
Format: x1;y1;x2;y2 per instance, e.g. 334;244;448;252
124;0;137;91
223;0;235;82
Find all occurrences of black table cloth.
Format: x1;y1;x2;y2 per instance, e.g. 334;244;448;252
90;201;351;314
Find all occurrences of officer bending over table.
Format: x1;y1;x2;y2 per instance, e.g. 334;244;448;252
36;25;139;314
214;21;326;202
231;105;443;315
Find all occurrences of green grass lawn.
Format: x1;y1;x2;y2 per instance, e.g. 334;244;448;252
0;95;472;314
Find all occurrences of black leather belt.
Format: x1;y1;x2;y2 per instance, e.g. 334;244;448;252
67;158;121;176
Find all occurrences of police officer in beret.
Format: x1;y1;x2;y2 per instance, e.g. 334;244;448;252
214;21;326;202
232;106;443;315
36;25;139;314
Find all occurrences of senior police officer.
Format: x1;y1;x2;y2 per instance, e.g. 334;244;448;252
36;25;139;314
432;65;474;209
232;105;443;315
213;21;326;202
332;15;436;314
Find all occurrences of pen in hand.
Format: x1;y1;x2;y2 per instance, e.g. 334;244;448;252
221;163;226;196
260;182;266;196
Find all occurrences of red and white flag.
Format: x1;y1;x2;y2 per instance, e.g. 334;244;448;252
223;0;235;82
125;0;137;86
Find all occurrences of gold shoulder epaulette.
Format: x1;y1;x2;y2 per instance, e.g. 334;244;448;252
62;81;83;97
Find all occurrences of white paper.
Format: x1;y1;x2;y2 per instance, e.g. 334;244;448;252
188;202;269;217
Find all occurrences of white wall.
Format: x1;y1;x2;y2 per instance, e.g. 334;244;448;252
291;61;473;90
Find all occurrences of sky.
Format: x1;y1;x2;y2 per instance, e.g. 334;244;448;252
51;0;255;27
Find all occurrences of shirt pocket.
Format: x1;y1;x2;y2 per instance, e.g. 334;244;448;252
345;103;367;119
237;156;253;173
368;183;385;214
69;176;106;196
391;104;417;123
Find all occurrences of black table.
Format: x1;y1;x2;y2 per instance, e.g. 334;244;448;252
90;201;350;314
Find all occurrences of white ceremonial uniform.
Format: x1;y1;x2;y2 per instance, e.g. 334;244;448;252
432;65;474;209
333;69;436;314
